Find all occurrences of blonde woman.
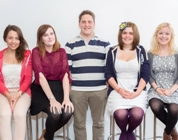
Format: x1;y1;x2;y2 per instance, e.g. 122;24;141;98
148;23;178;140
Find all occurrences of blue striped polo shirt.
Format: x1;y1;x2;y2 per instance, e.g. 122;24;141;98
65;34;110;91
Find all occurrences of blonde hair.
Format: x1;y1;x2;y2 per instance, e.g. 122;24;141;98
150;22;176;55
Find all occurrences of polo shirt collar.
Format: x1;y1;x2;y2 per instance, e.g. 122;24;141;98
76;33;99;40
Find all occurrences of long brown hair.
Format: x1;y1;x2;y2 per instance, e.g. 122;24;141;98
3;25;28;62
37;24;60;57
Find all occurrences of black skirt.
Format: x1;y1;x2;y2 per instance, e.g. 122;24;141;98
30;80;64;115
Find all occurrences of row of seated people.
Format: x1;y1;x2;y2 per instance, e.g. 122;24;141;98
0;10;178;140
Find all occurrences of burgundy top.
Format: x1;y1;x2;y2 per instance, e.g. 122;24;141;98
32;47;71;85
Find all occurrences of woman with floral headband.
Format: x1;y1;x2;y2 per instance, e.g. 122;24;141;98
105;22;150;140
148;23;178;140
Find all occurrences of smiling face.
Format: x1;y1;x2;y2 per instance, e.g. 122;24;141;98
118;22;140;50
157;27;171;47
41;27;55;48
5;30;20;51
79;14;95;38
121;27;134;46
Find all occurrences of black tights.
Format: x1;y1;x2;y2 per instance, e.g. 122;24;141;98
42;106;72;140
149;98;178;135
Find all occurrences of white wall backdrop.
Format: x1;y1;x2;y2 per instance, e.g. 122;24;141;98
0;0;178;140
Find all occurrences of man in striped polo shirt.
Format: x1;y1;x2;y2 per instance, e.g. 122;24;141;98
65;10;110;140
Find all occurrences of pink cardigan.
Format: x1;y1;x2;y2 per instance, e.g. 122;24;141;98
0;48;32;97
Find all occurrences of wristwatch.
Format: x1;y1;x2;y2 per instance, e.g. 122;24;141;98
18;91;22;98
49;96;55;100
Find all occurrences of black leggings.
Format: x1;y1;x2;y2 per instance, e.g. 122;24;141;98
149;98;178;135
43;106;72;140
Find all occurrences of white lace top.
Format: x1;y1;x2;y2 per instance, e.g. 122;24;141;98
2;63;21;89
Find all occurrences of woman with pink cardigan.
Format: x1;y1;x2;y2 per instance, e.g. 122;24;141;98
0;25;32;140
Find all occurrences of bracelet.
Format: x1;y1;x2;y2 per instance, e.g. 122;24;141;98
49;96;55;101
155;87;159;91
117;87;122;93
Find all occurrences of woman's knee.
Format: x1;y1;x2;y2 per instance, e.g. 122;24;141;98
62;109;73;120
167;103;178;116
149;98;164;111
130;107;144;120
13;108;28;118
114;109;129;120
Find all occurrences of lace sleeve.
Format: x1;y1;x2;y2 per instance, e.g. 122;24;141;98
32;47;45;85
59;48;72;83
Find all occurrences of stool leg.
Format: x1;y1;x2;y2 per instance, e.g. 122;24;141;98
26;111;33;140
107;115;123;140
154;116;156;140
139;123;142;140
107;115;112;140
134;114;146;140
143;114;146;140
63;125;66;140
66;123;70;140
36;115;39;140
135;128;137;137
108;115;115;140
26;111;29;140
111;115;115;140
42;112;44;130
29;113;32;140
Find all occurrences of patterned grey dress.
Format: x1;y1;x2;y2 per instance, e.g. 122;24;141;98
148;55;178;104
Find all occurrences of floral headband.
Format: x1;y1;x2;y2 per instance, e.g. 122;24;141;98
119;22;127;31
